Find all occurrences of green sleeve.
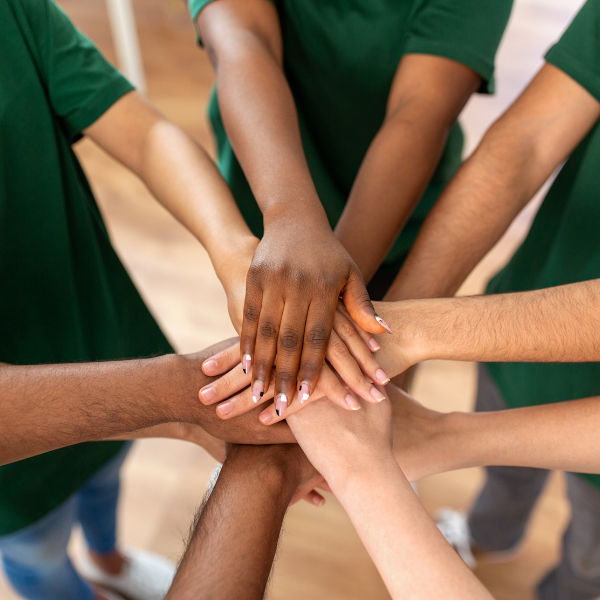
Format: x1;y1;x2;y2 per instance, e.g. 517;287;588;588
545;0;600;103
22;0;134;141
403;0;514;94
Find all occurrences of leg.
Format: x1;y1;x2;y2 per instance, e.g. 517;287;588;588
537;474;600;600
77;442;132;571
467;364;551;551
0;499;94;600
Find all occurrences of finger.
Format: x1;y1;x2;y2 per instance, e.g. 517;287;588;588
289;472;327;507
251;294;284;399
273;298;310;418
215;376;275;420
333;310;390;386
326;331;387;404
199;363;250;405
296;299;336;404
290;489;326;508
239;269;264;375
341;267;390;335
259;366;358;426
202;341;241;376
337;301;380;352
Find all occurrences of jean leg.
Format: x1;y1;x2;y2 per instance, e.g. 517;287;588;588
0;499;94;600
77;442;132;555
468;364;551;551
537;474;600;600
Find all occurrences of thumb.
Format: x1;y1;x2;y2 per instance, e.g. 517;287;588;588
341;268;392;335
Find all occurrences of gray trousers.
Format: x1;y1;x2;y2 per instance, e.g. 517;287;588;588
470;364;600;600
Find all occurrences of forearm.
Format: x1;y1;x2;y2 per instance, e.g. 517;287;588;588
201;10;329;228
330;456;492;600
0;354;202;465
374;281;600;376
167;444;300;600
335;103;452;282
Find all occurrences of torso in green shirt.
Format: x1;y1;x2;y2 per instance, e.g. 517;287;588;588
0;0;172;535
486;0;600;489
190;0;513;274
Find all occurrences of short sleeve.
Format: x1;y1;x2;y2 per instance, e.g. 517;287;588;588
22;0;134;141
545;0;600;102
403;0;514;94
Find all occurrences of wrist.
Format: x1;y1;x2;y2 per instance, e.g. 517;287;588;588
262;200;331;233
211;234;259;288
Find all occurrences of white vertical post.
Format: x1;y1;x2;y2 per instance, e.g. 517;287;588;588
105;0;147;94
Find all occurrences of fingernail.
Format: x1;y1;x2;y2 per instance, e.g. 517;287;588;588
275;393;288;417
242;354;252;375
200;386;216;403
368;338;381;352
375;316;393;334
370;387;386;402
252;380;264;404
376;368;390;385
260;410;273;424
345;394;361;410
313;496;325;507
217;401;233;416
202;359;218;374
299;382;310;404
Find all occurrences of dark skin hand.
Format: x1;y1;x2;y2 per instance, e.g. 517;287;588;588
166;443;320;600
0;339;293;467
198;0;387;415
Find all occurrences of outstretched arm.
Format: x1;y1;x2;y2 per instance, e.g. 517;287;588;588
335;54;480;283
387;384;600;482
197;0;386;411
166;443;321;600
0;340;294;466
288;397;492;600
385;63;600;302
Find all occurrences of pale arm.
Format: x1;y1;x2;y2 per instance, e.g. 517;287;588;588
385;63;600;302
335;54;481;283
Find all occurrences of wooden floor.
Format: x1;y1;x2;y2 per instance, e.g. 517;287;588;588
0;0;588;598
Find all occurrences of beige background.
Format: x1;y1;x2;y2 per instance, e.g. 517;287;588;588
0;0;588;598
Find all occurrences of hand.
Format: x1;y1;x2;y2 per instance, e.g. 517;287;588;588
387;384;457;482
240;224;390;418
286;388;393;486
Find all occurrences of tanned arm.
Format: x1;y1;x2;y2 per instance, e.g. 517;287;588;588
385;63;600;302
335;54;481;283
166;444;317;600
0;341;294;466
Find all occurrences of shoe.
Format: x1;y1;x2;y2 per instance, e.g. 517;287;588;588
98;590;127;600
76;546;176;600
435;508;477;569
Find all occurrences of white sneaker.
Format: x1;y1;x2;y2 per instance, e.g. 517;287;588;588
435;508;477;569
76;546;176;600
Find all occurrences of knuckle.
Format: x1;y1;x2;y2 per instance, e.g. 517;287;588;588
279;329;301;352
243;305;260;324
329;338;349;360
259;319;279;340
276;370;296;387
305;325;328;348
337;320;357;340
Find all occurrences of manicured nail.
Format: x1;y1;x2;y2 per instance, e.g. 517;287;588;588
275;394;288;417
370;387;386;402
299;382;310;404
345;394;361;410
260;410;273;424
202;359;218;374
368;338;381;352
252;380;264;404
200;386;216;403
375;316;393;334
217;401;233;416
242;354;252;375
376;368;390;385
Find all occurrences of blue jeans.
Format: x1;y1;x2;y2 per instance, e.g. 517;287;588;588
0;442;132;600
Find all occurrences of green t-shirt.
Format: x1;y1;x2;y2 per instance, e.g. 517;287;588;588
0;0;172;535
486;0;600;489
189;0;513;267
